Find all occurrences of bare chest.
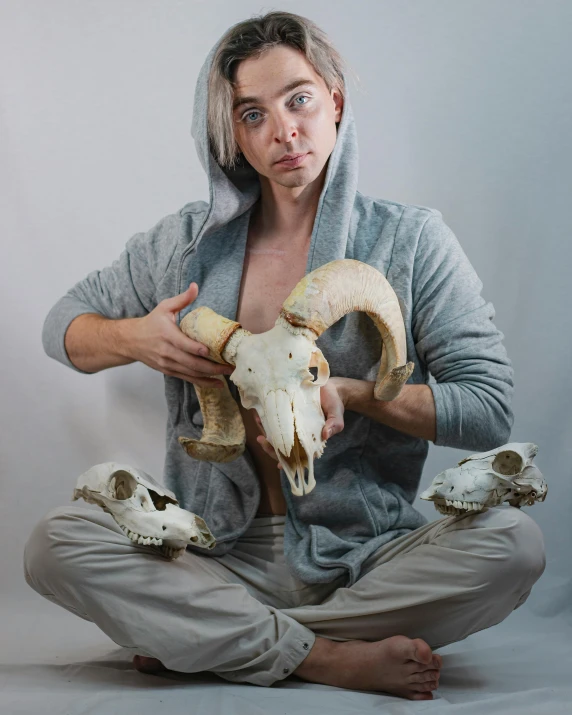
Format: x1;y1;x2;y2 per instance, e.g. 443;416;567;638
236;243;310;333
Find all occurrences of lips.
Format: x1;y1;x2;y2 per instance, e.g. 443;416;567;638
276;153;308;167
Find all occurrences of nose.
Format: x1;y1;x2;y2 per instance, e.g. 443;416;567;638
272;108;297;144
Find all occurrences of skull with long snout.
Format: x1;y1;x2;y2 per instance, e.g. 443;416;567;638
72;462;217;559
419;442;547;516
178;259;414;496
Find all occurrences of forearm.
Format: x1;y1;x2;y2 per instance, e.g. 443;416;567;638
340;378;437;442
64;313;139;373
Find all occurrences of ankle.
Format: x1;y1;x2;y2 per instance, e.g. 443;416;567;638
293;636;342;682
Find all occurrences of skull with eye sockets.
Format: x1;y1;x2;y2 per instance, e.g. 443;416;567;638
72;462;216;559
420;442;547;516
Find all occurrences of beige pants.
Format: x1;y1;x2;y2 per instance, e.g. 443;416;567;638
23;502;545;687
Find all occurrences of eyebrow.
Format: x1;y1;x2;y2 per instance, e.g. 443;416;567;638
232;78;317;111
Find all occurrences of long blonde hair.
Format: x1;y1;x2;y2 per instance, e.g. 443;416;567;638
208;11;349;169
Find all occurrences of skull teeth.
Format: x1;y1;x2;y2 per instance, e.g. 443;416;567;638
436;499;485;515
160;545;186;559
118;524;163;546
118;524;187;558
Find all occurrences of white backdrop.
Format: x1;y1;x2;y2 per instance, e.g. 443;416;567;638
1;0;570;623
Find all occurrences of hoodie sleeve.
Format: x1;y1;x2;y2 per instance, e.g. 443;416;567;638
411;214;514;451
41;213;181;374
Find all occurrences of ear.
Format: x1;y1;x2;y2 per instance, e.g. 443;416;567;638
332;87;344;124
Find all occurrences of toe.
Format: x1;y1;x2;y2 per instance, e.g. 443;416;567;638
411;638;433;666
133;655;166;673
411;691;434;700
411;679;438;693
410;670;439;684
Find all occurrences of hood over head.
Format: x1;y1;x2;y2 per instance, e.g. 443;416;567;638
187;24;359;267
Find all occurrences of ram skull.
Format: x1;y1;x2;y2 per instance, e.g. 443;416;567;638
178;259;414;497
72;462;216;559
420;442;547;516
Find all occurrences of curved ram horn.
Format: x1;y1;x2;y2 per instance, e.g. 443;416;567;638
178;307;249;462
280;259;414;400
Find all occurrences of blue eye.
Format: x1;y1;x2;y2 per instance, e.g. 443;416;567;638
242;95;310;124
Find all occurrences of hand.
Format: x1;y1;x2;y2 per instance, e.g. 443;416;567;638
319;376;347;440
253;377;347;469
127;282;234;388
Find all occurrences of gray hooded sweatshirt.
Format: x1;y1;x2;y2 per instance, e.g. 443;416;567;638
42;32;514;588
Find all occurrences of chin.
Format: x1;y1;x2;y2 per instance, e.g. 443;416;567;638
271;164;324;188
276;173;312;188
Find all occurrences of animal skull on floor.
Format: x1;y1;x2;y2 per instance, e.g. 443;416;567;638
178;259;414;497
419;442;547;516
72;462;216;559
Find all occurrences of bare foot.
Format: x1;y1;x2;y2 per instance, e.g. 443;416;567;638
133;654;168;674
295;635;442;700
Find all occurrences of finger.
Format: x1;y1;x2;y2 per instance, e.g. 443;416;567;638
165;346;234;377
163;371;225;389
322;415;344;441
253;412;266;436
162;282;199;312
167;317;222;361
320;390;345;440
256;435;281;462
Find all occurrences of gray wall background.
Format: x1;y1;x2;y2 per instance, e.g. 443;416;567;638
1;1;570;611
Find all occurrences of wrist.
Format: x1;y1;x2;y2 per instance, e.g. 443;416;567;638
112;317;141;362
333;377;373;411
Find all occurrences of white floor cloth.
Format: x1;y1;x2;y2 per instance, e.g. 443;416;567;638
2;573;571;715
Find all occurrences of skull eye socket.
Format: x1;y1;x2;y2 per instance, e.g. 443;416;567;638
112;471;137;500
110;470;177;511
492;451;524;476
306;348;330;386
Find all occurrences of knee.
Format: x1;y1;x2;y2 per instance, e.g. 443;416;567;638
23;505;89;592
475;505;546;587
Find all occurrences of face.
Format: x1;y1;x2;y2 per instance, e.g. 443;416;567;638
232;44;343;189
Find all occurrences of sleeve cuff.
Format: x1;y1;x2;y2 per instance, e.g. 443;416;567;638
428;381;457;447
41;294;100;374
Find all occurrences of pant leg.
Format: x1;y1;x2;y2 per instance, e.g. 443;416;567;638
23;505;315;686
281;504;546;650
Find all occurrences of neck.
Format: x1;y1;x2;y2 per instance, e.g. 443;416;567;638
250;164;327;247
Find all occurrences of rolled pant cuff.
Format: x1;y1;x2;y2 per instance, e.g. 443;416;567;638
219;624;317;687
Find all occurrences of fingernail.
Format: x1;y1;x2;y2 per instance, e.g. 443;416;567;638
200;349;209;357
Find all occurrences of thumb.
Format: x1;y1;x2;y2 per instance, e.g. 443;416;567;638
163;282;199;312
321;387;345;439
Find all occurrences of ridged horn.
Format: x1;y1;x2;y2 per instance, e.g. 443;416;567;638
280;259;414;400
179;306;242;365
177;307;248;462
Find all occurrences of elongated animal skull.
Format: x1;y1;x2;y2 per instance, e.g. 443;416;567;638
420;442;547;516
72;462;216;559
178;259;414;496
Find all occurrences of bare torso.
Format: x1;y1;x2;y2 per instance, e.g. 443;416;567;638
235;215;311;516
